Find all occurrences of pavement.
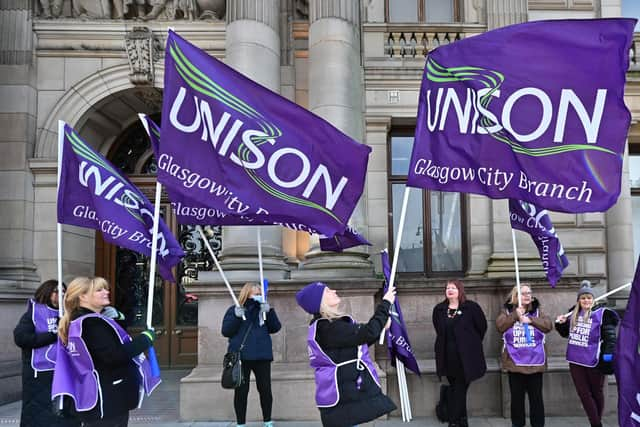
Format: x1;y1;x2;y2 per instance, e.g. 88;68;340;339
0;369;618;426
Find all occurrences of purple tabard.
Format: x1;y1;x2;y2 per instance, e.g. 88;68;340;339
565;308;605;367
503;310;546;366
51;314;161;415
30;299;59;374
307;317;380;407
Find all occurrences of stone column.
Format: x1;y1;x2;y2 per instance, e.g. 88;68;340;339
606;144;634;307
486;0;527;30
0;0;39;289
292;0;373;279
218;0;289;282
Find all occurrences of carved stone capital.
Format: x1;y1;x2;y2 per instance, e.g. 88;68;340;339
226;0;279;31
309;0;359;27
124;26;160;85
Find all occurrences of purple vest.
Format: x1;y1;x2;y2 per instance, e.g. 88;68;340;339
307;317;380;407
29;299;59;375
51;314;161;416
565;308;605;367
503;309;546;366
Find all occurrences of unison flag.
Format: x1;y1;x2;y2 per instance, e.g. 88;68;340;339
319;226;371;252
509;199;569;286
57;122;184;281
615;256;640;426
159;30;371;237
381;250;420;375
408;19;636;213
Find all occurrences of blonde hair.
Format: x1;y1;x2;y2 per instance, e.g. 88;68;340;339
508;284;532;308
318;296;345;321
571;294;594;329
58;277;109;345
238;283;259;306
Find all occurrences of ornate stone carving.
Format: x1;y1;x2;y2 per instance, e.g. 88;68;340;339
33;0;225;19
124;27;160;85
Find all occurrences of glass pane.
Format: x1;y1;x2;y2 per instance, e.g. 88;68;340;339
630;155;640;188
633;196;640;264
393;183;424;272
622;0;640;31
391;136;415;175
430;191;463;271
424;0;454;23
389;0;418;22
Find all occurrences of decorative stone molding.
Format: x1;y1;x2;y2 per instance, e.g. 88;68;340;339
0;1;33;64
486;0;526;30
125;26;160;85
226;0;279;30
309;0;359;27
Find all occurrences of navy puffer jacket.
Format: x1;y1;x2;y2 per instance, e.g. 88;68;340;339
221;299;281;361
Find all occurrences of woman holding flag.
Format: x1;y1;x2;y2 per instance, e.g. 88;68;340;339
221;283;281;427
432;279;487;427
13;280;79;427
54;277;158;427
295;281;397;427
554;280;618;427
496;284;552;427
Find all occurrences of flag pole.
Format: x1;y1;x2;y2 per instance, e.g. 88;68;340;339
145;181;163;377
196;226;245;319
511;229;531;343
56;121;65;317
560;282;632;317
257;227;266;321
380;187;411;345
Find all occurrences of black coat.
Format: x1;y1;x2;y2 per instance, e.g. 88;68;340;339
71;308;152;422
13;305;80;427
555;303;619;374
433;299;488;383
221;299;281;361
313;300;397;427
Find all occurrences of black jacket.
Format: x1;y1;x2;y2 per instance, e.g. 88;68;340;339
14;304;80;427
312;300;396;427
71;308;152;421
221;299;281;361
433;299;488;383
555;303;618;374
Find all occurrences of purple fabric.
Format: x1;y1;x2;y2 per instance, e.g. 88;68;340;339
57;123;184;282
52;314;161;414
615;256;640;427
381;250;420;375
159;31;370;238
565;308;605;368
503;310;546;366
509;199;569;286
30;300;58;373
140;115;370;252
407;19;636;213
307;317;380;407
296;282;326;315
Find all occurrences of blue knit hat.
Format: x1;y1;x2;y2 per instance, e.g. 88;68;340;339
295;282;327;314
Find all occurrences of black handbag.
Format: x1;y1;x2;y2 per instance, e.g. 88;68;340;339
221;322;252;389
435;383;450;422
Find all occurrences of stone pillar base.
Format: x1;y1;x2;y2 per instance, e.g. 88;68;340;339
486;254;546;280
210;255;289;282
291;250;374;280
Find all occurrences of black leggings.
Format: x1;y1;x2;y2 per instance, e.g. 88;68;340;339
82;413;128;427
446;375;469;423
234;360;273;424
508;372;545;427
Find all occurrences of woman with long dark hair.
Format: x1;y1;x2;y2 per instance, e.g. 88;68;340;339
432;280;488;427
14;280;80;427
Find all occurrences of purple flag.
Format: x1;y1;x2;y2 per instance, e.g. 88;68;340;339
381;250;420;375
615;257;640;427
408;19;636;213
159;30;370;237
509;199;569;287
57;122;184;282
319;226;371;252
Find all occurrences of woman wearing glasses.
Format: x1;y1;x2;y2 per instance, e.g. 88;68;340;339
496;284;552;427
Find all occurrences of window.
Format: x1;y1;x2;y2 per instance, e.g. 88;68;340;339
630;147;640;262
388;129;466;275
386;0;458;23
622;0;640;32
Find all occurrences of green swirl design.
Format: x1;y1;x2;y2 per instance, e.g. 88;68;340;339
66;128;144;223
169;40;340;221
426;57;615;157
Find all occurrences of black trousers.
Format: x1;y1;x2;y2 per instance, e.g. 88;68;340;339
508;372;545;427
82;413;128;427
234;359;273;424
446;375;469;424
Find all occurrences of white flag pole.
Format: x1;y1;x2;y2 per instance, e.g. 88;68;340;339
146;182;162;330
257;228;266;321
396;360;406;421
560;282;632;317
380;187;411;345
197;226;244;319
56;120;65;317
512;229;522;307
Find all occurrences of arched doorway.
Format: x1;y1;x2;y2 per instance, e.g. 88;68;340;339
95;115;223;368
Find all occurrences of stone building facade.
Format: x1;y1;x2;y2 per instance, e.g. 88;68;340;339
0;0;639;421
